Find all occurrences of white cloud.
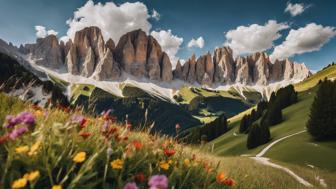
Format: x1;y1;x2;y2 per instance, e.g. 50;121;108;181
224;20;289;56
285;2;309;17
151;29;183;67
35;25;58;38
271;23;336;61
187;37;205;48
65;0;152;42
151;9;160;21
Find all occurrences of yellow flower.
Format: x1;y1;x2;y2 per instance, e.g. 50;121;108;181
184;159;191;167
15;146;29;154
159;161;170;170
52;185;62;189
23;170;40;182
111;159;123;169
12;178;27;189
28;141;41;156
34;110;44;117
73;152;86;163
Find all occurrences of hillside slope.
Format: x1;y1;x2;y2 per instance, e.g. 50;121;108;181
209;65;336;172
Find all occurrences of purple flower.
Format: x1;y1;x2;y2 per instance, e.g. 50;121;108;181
9;127;28;140
148;175;168;189
102;121;109;131
123;182;138;189
16;112;35;126
4;115;20;128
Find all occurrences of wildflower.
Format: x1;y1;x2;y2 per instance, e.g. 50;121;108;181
9;127;28;140
23;170;40;182
11;178;27;189
16;112;36;127
0;134;9;144
4;115;20;128
34;110;44;118
126;123;132;129
134;172;145;182
175;123;181;130
216;172;226;183
15;145;29;154
111;159;123;169
132;140;143;150
163;148;176;157
123;182;138;189
79;132;91;139
159;161;170;170
72;115;88;129
148;175;168;189
52;185;62;189
28;141;41;156
184;159;191;167
102;109;112;121
223;178;235;186
102;121;109;131
73;152;86;163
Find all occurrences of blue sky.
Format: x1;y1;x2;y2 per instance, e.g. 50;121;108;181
0;0;335;71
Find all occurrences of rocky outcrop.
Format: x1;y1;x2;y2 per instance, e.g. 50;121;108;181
213;47;235;84
29;35;63;68
17;26;310;85
93;49;120;80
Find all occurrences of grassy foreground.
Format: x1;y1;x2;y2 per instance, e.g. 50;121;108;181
1;93;332;189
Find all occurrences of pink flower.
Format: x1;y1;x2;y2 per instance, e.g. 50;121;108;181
4;112;35;128
123;182;138;189
148;175;168;189
9;127;28;140
175;123;181;130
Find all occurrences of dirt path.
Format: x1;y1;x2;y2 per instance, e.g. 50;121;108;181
250;130;314;187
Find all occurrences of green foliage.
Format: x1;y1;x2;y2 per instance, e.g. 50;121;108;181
200;114;228;141
307;79;336;140
246;123;270;149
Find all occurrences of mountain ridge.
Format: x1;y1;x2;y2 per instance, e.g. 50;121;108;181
14;26;310;86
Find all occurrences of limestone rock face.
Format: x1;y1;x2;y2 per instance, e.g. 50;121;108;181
94;49;120;80
213;47;235;83
173;60;183;79
293;63;311;80
195;52;214;85
235;57;251;84
81;47;96;77
283;58;294;80
186;54;197;83
30;35;63;68
105;38;115;51
196;56;206;83
253;52;270;85
181;61;190;81
114;29;172;81
161;53;173;81
270;59;284;81
66;43;78;75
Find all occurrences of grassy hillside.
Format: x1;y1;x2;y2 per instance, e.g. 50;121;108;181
294;64;336;92
1;92;335;189
208;65;336;173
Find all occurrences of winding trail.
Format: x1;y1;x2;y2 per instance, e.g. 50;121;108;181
250;130;314;187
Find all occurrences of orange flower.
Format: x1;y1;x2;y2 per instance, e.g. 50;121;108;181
216;172;226;183
163;148;176;157
79;132;91;139
132;140;143;150
223;178;235;186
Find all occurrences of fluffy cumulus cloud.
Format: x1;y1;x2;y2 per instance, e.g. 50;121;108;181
285;2;309;17
35;26;58;38
187;37;205;48
270;23;336;61
151;9;160;21
151;29;183;67
63;0;152;42
224;20;289;56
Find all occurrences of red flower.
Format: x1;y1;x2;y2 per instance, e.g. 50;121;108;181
132;140;143;150
164;148;176;157
79;132;91;139
80;118;88;129
134;172;145;182
123;136;129;141
126;123;132;129
0;134;9;145
223;178;235;186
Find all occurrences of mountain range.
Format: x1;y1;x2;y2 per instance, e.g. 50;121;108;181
16;26;311;86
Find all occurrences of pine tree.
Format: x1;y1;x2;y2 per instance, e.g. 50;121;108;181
307;79;336;140
247;124;261;149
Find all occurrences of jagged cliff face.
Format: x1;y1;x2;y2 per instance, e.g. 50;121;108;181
21;26;310;85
